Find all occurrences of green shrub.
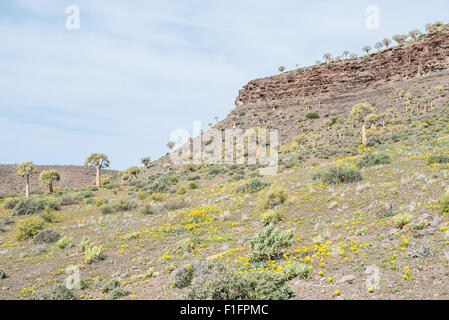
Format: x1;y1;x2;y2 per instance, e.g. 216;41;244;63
73;191;93;202
237;179;271;194
33;229;61;244
102;279;130;299
186;264;292;300
259;184;289;208
148;192;166;202
99;205;113;214
282;261;311;280
95;199;108;207
84;245;104;263
108;287;130;299
34;283;77;300
40;206;57;223
312;166;362;184
249;224;294;261
427;154;449;165
112;199;137;212
171;266;194;288
392;213;414;229
357;151;392;168
305;112;320;119
189;182;198;190
439;193;449;214
79;236;91;253
177;185;188;195
178;237;202;253
147;176;171;193
137;191;149;200
261;208;285;225
16;217;47;241
12;198;45;216
56;236;74;249
140;204;154;215
4;199;19;210
124;232;140;240
58;195;76;206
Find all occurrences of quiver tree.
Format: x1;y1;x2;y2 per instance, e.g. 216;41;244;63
167;141;175;151
382;38;392;49
16;162;36;197
362;46;372;56
374;42;383;52
85;153;110;187
408;29;421;40
349;103;375;148
39;170;60;194
278;66;285;74
126;166;140;179
323;53;332;64
141;157;151;169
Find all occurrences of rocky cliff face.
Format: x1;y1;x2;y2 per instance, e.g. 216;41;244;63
235;31;449;107
212;31;449;145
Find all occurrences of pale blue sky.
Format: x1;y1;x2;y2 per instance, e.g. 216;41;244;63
1;0;448;169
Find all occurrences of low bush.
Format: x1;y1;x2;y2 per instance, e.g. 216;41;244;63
186;264;292;300
84;245;104;263
99;205;113;214
72;191;93;202
171;265;194;288
58;195;77;206
102;279;129;299
392;213;414;229
261;208;285;225
95;199;108;207
56;236;74;249
427;154;449;165
236;179;271;194
137;191;149;200
258;184;290;208
305;112;320;119
312;166;362;184
282;261;311;280
32;229;61;244
12;198;45;216
140;204;154;215
112;199;138;212
4;199;19;210
148;192;166;202
177;185;188;195
249;224;294;261
16;217;47;241
34;283;77;300
40;206;57;223
439;193;449;214
357;151;392;168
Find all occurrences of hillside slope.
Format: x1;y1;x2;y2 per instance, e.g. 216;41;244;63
1;27;449;301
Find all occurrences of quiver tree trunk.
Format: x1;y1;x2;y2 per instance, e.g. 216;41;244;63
25;175;30;198
96;167;101;187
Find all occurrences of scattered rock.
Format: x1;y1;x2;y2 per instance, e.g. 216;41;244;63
337;275;356;284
